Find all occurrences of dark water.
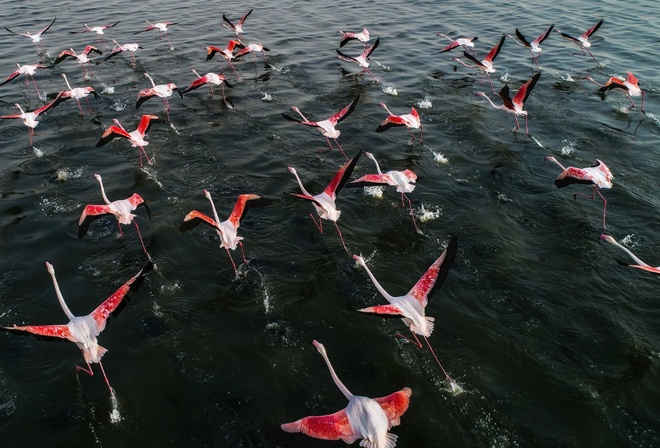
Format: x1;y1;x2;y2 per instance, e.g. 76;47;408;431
0;0;659;446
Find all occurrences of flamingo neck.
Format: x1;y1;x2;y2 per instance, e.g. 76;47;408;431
192;69;201;78
289;169;313;197
47;264;75;320
367;153;383;175
62;74;72;90
479;94;504;111
545;156;567;171
380;104;394;116
96;175;113;206
318;348;354;401
607;237;649;267
145;72;155;87
358;259;395;303
205;191;223;227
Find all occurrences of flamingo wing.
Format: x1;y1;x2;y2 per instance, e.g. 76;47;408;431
281;409;356;443
514;29;531;47
582;19;604;39
512;71;542;106
238;9;253;26
553;167;598;188
53;50;76;65
222;14;237;31
83;45;103;56
357;304;404;315
461;50;483;67
178;210;220;233
435;40;461;54
38;17;57;36
95;125;132;147
484;34;506;62
136;114;159;136
127;193;152;219
374;387;412;426
328;95;360;126
408;235;458;307
365;37;380;59
78;204;113;238
335;49;357;63
3;324;73;341
182;76;210;94
290;193;324;209
376;116;407;132
599;78;627;93
136;88;156;109
205;46;223;61
323;149;362;197
534;24;555;44
0;70;21;86
497;84;516;110
228;194;260;228
350;173;391;187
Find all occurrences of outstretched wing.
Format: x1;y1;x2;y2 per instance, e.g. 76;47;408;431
374;387;412;426
350;173;390;187
127;193;152;219
484;34;506;62
514;29;531;47
3;324;74;341
228;194;260;228
178;210;219;233
0;70;21;86
324;149;362;197
281;409;356;443
78;204;113;238
408;234;458;308
582;19;604;39
136;114;159;136
534;23;555;44
357;304;404;316
365;37;380;58
328;94;360;126
513;71;542;106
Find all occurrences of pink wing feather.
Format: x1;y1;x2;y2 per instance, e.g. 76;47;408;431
281;409;356;442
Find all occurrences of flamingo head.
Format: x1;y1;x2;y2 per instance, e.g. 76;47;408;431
352;254;366;267
203;189;212;201
45;261;55;275
599;234;615;243
364;152;376;161
287;166;296;174
312;340;326;355
475;92;487;97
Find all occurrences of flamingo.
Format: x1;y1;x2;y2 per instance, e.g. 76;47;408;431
134;20;177;48
182;69;233;105
234;43;270;70
282;95;360;159
58;73;100;116
336;37;380;80
104;39;142;65
555;19;604;65
95;114;159;167
178;190;261;274
69;22;120;46
375;102;423;145
136;72;182;121
545;156;613;229
600;234;660;275
0;63;52;96
205;40;245;80
350;152;420;233
222;9;252;38
475;70;542;135
0;95;67;146
288;150;362;252
506;24;555;67
452;34;506;93
281;340;411;448
78;174;153;258
352;235;459;386
337;28;370;47
4;17;56;53
2;259;154;394
53;45;102;77
434;33;478;55
584;72;645;114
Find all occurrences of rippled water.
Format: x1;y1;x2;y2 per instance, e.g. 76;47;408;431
0;0;659;447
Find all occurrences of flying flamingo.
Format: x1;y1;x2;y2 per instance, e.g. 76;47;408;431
4;17;56;53
336;37;380;80
78;174;153;258
103;39;142;65
506;24;555;67
452;34;506;93
555;19;604;65
136;72;182;121
0;63;52;96
281;340;411;448
178;190;261;275
205;40;245;80
475;70;542;135
69;22;120;46
222;9;252;38
282;95;360;159
58;73;100;115
352;235;459;388
545;156;613;229
95;114;159;167
53;45;102;77
0;95;67;146
2;259;154;394
182;69;233;105
288;150;362;252
584;72;645;114
134;20;177;48
350;152;420;233
434;33;478;55
375;102;423;145
234;43;270;70
337;28;370;47
600;234;660;275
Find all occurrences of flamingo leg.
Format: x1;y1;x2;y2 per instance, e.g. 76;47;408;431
86;97;93;115
316;136;333;154
423;336;455;385
224;247;238;273
132;221;152;258
28;128;34;147
524;114;530;135
138;144;153;166
227;61;242;82
641;91;646;114
395;331;423;348
75;99;84;116
97;360;115;394
75;362;94;377
309;213;323;233
573;186;608;229
402;193;421;234
486;73;495;94
333;221;348;252
512;115;521;133
117;222;124;238
238;241;249;266
332;138;349;161
407;128;416;146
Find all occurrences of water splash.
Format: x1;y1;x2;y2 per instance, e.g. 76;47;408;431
416;96;432;109
560;139;575;156
561;73;575;82
426;146;449;164
363;186;384;198
447;379;465;395
55;167;83;182
382;85;398;96
33;146;45;157
416;203;442;222
109;391;122;423
101;84;115;94
621;234;637;247
261;92;273;102
499;72;511;83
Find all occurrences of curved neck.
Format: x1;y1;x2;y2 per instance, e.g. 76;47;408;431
366;153;383;175
46;263;75;320
379;103;393;116
204;190;223;226
289;168;313;197
192;69;201;78
608;238;649;267
453;58;476;69
545;156;567;171
316;343;353;401
95;174;112;205
479;94;504;110
144;72;155;87
357;259;394;302
61;73;72;91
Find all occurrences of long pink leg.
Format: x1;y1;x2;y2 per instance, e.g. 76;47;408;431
525;115;530;135
486;73;495;94
75;99;84;116
225;247;238;273
512;116;521;133
402;193;421;233
574;187;608;229
419;125;424;145
133;221;152;258
28;128;34;147
407;128;416;145
227;61;242;82
238;241;249;265
75;362;94;377
423;336;455;384
332;138;348;161
31;75;41;97
316;137;333;155
98;360;115;393
137;144;153;167
117;222;124;238
333;221;348;252
396;331;423;348
309;213;323;233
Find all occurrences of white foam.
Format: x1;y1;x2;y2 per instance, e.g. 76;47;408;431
363;186;384;198
416;204;442;222
382;85;398;96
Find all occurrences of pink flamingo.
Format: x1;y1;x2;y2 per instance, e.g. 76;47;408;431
104;39;142;65
234;43;270;70
205;40;245;80
375;102;423;145
352;235;458;387
69;22;120;46
178;190;261;274
288;150;362;252
136;72;182;121
336;37;380;79
58;73;100;116
281;340;412;448
2;259;154;394
0;63;52;96
584;72;645;114
4;17;56;53
0;95;67;146
134;20;177;48
434;33;478;55
78;174;153;258
222;9;252;38
475;70;542;135
545;156;613;229
351;152;420;232
555;19;604;65
95;114;159;167
283;95;360;159
337;28;370;47
506;24;554;67
452;34;506;93
600;234;660;275
182;69;233;105
53;45;102;77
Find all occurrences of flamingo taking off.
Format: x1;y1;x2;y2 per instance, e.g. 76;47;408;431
476;70;542;135
134;21;177;48
58;73;100;115
2;259;154;394
53;45;102;77
545;156;613;229
506;24;554;67
0;95;67;146
452;34;506;93
281;340;411;448
600;234;660;275
584;72;645;114
222;9;252;38
136;72;182;120
78;174;153;258
234;43;270;70
375;102;423;145
350;152;420;233
104;39;142;65
95;114;159;167
70;22;120;46
555;19;604;65
182;69;233;105
337;28;370;47
178;190;261;275
336;37;380;80
4;17;56;52
205;40;245;80
288;150;362;252
0;63;52;96
282;95;360;159
434;33;478;55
